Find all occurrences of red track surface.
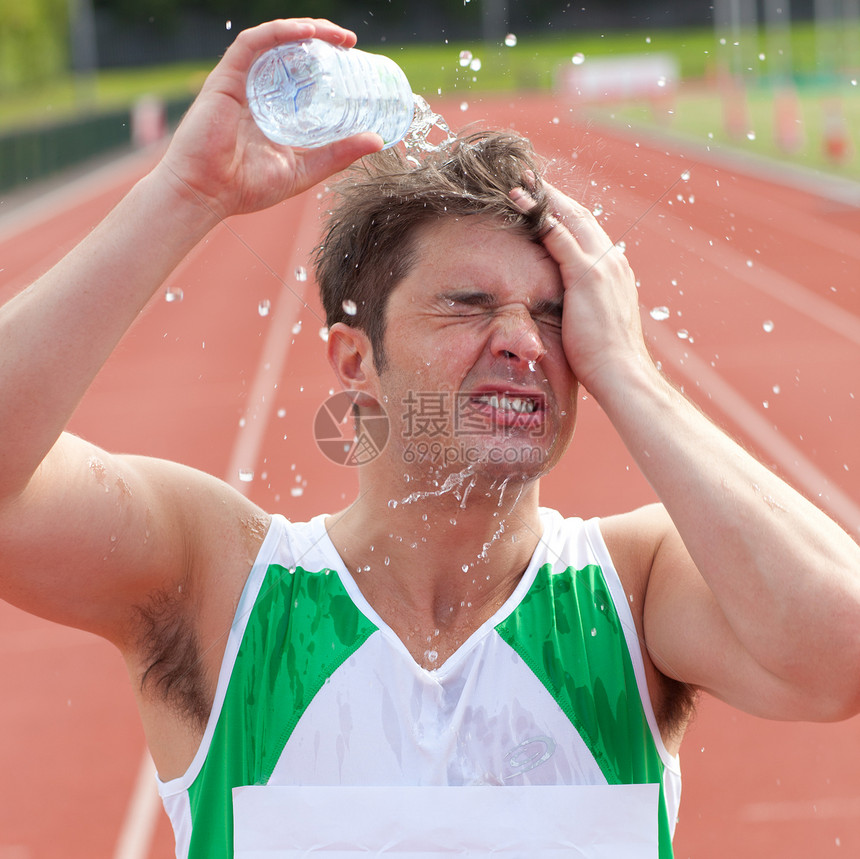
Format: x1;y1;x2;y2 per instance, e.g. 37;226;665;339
1;94;859;858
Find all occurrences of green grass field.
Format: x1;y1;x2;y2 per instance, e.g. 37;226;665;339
3;22;860;182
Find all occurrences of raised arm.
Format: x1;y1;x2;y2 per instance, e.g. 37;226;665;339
511;182;860;723
0;19;382;645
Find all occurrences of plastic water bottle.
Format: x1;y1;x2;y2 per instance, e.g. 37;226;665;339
246;39;415;149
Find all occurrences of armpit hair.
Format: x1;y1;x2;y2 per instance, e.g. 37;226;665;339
657;674;700;743
133;583;210;729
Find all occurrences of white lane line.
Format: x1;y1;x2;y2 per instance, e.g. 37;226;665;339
225;200;319;493
742;795;860;822
113;194;320;858
616;193;860;347
112;753;159;859
650;324;860;536
0;144;164;244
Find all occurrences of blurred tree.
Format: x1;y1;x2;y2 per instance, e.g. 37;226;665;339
0;0;69;92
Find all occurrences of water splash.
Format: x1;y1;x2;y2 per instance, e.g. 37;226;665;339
404;95;457;155
342;299;358;316
397;467;477;507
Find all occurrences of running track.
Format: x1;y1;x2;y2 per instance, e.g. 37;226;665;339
1;94;859;858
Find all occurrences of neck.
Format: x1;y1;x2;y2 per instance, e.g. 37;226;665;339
326;467;543;643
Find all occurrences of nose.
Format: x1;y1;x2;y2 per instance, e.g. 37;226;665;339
489;307;547;364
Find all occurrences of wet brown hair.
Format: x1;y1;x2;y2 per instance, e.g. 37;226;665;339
314;129;554;371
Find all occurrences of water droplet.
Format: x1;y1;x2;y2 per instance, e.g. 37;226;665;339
646;36;652;44
677;329;690;340
591;202;604;216
650;306;670;321
772;385;781;394
758;52;765;61
504;33;517;47
291;320;303;335
424;649;439;664
615;240;626;254
681;169;691;181
342;298;358;316
238;469;254;483
258;299;271;317
164;286;183;303
461;564;470;572
469;58;481;72
572;52;585;65
460;101;469;112
590;627;597;637
458;50;473;67
388;499;398;509
762;320;775;333
319;326;330;342
295;266;308;282
290;486;304;497
225;19;232;30
747;131;756;141
277;408;287;418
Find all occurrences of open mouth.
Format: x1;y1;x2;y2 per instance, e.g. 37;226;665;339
473;393;541;414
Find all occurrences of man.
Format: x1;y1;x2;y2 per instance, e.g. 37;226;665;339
1;16;859;859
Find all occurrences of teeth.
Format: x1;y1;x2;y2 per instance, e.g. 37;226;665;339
476;394;537;414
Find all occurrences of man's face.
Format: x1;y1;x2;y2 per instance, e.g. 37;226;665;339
369;216;579;486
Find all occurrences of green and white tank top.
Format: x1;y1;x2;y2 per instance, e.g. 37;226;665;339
157;509;681;858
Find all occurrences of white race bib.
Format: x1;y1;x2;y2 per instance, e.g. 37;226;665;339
232;784;659;858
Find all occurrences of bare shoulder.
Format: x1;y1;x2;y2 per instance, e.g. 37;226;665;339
598;503;675;610
597;504;698;752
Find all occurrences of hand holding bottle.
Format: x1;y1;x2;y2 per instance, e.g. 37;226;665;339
157;18;384;226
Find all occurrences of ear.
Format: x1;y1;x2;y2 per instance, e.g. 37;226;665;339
327;322;379;403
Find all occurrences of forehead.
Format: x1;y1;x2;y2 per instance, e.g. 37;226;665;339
400;216;561;299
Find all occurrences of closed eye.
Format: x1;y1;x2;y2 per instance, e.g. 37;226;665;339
529;298;564;329
438;291;497;316
437;291;563;328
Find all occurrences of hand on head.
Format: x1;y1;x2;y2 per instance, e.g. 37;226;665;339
510;182;645;394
